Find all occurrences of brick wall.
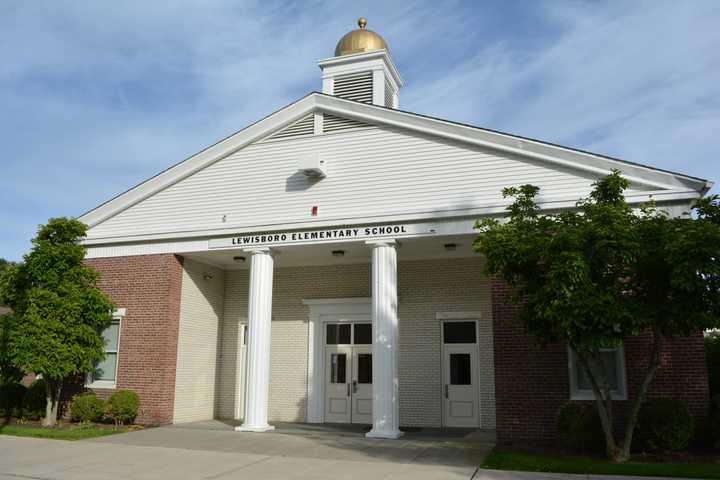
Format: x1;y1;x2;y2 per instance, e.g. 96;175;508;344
82;254;184;425
492;277;711;445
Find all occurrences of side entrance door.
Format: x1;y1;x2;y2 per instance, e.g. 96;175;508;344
441;320;480;428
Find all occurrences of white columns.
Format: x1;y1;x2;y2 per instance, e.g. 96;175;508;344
236;248;275;433
365;240;403;439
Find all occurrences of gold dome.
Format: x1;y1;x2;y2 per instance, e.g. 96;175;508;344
334;18;389;56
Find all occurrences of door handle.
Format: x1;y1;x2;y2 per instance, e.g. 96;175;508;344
444;384;449;399
347;383;351;397
353;381;358;393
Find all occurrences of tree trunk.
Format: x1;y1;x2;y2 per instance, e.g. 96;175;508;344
617;328;664;461
575;349;620;460
41;378;62;428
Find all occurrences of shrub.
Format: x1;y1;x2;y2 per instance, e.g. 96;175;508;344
707;332;720;397
105;390;139;426
637;398;694;452
557;402;604;452
711;394;720;449
70;392;104;423
22;379;47;420
0;383;27;417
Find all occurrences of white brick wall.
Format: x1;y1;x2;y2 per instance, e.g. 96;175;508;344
217;257;495;429
173;259;225;423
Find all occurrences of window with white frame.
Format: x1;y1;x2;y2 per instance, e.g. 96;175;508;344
568;347;627;400
87;309;124;388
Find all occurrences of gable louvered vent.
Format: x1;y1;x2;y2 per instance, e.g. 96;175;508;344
333;71;373;103
322;114;372;134
384;78;394;108
263;114;315;142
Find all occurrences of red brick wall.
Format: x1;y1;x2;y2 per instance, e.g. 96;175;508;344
492;277;711;445
79;254;184;425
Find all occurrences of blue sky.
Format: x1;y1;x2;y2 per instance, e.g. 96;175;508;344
2;0;719;261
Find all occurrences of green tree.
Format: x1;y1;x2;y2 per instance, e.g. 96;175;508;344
0;258;17;276
0;218;114;426
474;171;720;461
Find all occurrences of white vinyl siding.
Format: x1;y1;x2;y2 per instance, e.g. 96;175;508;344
87;124;652;241
173;259;225;423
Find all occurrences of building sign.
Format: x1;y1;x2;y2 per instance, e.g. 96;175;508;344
208;224;432;249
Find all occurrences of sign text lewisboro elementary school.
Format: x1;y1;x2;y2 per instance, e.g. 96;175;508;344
208;224;429;249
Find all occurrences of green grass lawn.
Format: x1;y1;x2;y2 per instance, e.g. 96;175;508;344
482;449;720;479
0;424;128;441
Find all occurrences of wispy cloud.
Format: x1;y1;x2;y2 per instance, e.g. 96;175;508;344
1;0;718;260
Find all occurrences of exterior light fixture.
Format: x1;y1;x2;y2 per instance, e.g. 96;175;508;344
332;250;345;257
444;243;457;252
233;256;246;263
203;273;214;281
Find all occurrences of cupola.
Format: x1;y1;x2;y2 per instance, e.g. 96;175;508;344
318;18;403;109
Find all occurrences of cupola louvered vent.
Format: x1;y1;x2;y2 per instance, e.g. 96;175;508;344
384;78;394;108
263;114;315;142
333;71;373;103
323;114;372;134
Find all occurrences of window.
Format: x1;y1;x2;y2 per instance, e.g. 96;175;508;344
450;353;472;385
326;323;351;345
325;323;371;345
568;347;627;400
87;309;124;389
353;323;372;344
443;321;477;344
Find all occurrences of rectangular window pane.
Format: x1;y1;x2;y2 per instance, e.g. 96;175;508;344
353;324;371;344
103;321;120;351
326;324;338;345
577;351;619;391
443;322;476;344
330;353;346;383
338;324;351;344
94;353;117;382
357;353;372;384
450;353;472;385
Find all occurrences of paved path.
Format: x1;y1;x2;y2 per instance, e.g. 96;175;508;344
0;424;492;480
0;426;691;480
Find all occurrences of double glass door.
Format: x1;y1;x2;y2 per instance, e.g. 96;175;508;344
324;322;373;424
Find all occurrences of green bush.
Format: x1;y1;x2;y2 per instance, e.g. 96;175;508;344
707;332;720;397
22;379;47;420
105;390;139;426
70;392;105;423
711;394;720;449
638;398;694;452
0;383;27;417
557;402;604;452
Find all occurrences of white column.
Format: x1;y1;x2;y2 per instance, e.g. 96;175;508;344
236;248;275;433
365;240;403;439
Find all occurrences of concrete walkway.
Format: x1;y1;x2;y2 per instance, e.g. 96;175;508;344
0;422;495;479
0;423;692;480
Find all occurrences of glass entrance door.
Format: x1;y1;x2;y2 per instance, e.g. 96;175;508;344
441;320;480;428
324;322;373;424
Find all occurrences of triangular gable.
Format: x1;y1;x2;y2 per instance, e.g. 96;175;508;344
79;93;710;238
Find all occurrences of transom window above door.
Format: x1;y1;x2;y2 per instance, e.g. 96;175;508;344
326;323;371;345
442;321;477;344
